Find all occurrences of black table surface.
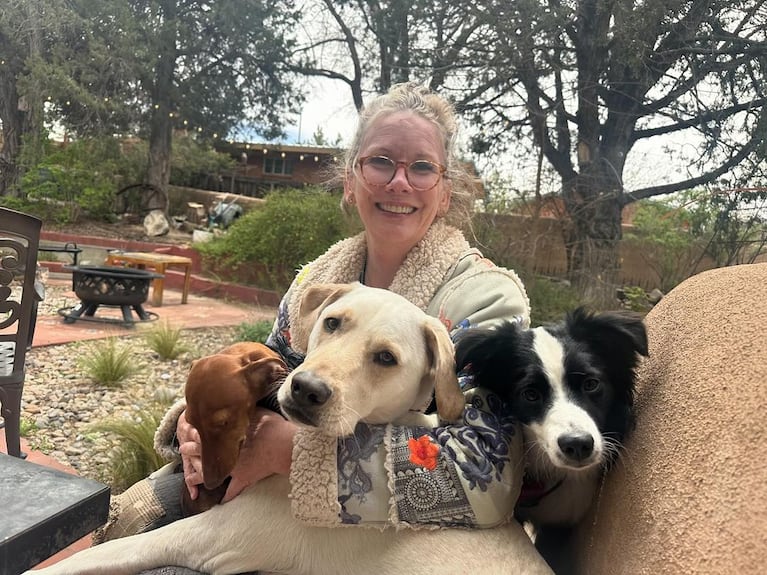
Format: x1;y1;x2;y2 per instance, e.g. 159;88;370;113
0;453;110;575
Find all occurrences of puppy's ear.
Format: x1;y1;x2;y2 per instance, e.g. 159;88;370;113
240;355;288;401
453;323;527;393
422;319;464;422
567;307;649;362
291;283;356;352
454;326;496;376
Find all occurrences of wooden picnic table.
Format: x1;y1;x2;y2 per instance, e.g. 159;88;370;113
104;251;193;307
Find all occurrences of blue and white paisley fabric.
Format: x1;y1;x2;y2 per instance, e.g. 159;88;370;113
337;389;519;529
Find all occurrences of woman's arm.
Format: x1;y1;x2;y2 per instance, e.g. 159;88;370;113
175;261;530;528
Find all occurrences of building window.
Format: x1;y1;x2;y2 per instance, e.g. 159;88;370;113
263;157;293;175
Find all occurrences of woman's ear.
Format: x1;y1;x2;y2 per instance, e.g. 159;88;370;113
343;170;355;203
438;181;452;217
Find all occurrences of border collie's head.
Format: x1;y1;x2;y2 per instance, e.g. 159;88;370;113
455;308;648;474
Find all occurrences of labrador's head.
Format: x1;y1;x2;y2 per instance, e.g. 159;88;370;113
278;283;464;437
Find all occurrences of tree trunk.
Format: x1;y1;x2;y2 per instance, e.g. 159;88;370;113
0;0;44;196
563;162;623;308
144;0;177;216
0;75;24;196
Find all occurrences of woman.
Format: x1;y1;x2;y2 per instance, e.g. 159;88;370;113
101;82;530;562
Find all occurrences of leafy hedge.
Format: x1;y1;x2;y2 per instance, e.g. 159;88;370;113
196;188;359;292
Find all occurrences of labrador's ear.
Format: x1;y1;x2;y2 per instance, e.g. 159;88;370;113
291;283;357;352
422;319;464;422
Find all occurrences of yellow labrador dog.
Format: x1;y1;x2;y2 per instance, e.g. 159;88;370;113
29;283;551;575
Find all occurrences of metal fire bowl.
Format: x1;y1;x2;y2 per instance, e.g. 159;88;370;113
64;265;162;306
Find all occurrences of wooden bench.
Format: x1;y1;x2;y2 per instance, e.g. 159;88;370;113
104;251;193;307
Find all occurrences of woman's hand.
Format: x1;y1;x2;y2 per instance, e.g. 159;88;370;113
222;408;297;502
177;410;204;500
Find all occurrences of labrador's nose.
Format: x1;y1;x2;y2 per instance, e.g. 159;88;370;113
290;371;332;408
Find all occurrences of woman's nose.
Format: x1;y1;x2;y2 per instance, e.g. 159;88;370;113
388;164;410;190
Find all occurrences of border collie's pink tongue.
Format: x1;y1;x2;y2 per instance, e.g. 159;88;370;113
517;476;564;507
518;478;548;505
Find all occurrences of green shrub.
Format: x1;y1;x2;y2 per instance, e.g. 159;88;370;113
145;321;189;360
78;337;143;386
19;416;38;437
20;137;138;223
234;319;274;343
526;276;582;326
91;404;172;492
170;135;235;187
196;188;356;291
620;285;652;313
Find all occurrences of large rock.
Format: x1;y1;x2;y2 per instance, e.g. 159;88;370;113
143;209;170;236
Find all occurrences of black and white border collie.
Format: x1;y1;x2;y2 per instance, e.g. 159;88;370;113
455;308;648;572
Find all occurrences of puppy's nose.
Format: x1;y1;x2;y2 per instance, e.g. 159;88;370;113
290;372;332;407
557;434;594;462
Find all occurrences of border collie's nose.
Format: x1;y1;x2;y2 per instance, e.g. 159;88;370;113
290;372;332;408
558;434;594;462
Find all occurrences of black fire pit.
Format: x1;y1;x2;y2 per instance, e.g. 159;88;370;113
58;265;162;327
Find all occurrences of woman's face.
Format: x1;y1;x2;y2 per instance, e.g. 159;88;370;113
345;111;451;253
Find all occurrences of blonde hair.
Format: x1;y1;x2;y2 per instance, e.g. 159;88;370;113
340;82;476;225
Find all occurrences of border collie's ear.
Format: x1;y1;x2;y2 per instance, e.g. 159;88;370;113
567;307;649;362
454;321;525;381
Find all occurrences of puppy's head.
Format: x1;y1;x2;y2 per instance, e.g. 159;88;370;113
278;283;464;437
185;342;286;489
456;308;647;473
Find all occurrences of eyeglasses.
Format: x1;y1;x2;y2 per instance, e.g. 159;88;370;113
357;156;447;191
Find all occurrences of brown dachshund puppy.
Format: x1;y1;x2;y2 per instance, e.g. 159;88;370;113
181;342;287;516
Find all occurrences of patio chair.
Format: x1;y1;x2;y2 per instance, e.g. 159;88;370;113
0;207;42;458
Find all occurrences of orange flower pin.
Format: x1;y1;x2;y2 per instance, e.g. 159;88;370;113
408;435;440;470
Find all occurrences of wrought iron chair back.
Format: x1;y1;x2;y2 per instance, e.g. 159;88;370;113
0;207;42;457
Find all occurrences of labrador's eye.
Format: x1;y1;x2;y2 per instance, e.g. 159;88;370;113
324;317;340;332
374;350;397;366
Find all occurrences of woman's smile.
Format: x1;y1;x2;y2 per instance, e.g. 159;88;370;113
377;202;416;215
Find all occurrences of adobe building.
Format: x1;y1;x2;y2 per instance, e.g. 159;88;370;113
212;142;343;197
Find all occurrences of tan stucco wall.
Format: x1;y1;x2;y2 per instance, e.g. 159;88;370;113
570;263;767;574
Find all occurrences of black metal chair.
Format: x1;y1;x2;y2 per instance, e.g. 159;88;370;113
0;207;42;458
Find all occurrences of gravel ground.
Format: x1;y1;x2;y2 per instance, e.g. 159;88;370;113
20;283;244;485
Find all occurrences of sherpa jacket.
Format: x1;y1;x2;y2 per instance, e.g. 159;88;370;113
270;221;530;530
156;221;530;529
